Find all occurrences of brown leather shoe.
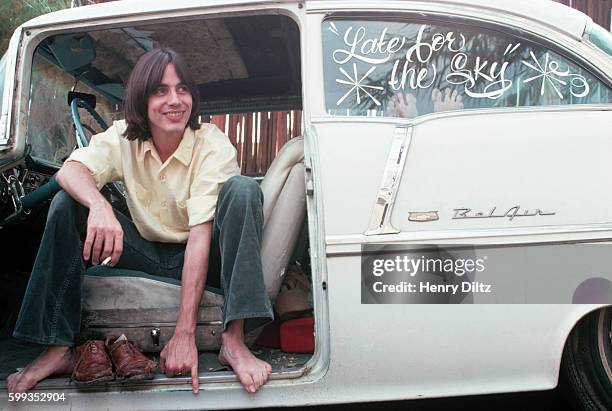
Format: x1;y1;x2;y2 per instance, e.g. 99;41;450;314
105;335;156;381
72;340;114;385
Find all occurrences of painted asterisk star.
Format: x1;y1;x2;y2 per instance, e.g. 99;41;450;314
521;51;568;99
335;63;384;106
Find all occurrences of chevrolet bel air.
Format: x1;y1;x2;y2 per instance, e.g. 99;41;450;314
0;0;611;410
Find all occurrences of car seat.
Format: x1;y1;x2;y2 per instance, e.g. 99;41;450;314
80;136;306;352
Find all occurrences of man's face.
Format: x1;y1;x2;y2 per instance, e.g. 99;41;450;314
147;63;193;138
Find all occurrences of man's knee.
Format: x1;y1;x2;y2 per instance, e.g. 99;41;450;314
221;176;263;206
48;190;79;220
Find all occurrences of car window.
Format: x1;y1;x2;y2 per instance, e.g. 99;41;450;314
27;53;117;165
589;24;612;58
26;14;300;166
322;19;612;118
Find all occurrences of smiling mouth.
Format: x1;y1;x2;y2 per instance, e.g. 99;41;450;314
164;111;185;119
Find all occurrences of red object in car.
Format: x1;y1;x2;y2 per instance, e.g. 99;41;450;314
255;317;281;348
280;317;315;353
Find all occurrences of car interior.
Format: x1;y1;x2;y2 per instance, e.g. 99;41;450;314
0;12;313;388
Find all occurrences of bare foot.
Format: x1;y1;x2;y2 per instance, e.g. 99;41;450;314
386;92;418;118
432;88;464;112
218;322;272;393
7;346;75;393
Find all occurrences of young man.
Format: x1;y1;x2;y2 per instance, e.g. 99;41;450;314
7;48;274;394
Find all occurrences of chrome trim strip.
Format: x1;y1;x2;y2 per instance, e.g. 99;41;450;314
86;321;223;328
311;104;612;128
326;237;612;257
327;222;612;249
4;366;308;391
365;125;411;235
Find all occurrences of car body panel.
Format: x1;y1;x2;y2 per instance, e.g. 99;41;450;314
0;0;611;409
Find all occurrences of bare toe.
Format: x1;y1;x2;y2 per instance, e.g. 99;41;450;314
219;335;273;393
7;371;37;393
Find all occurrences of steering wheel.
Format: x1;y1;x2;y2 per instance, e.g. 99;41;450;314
70;98;128;211
1;98;130;225
70;98;109;148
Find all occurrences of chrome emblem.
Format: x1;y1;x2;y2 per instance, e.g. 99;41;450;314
452;206;556;221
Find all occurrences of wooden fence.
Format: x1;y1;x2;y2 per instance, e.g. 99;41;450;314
201;111;302;176
553;0;611;30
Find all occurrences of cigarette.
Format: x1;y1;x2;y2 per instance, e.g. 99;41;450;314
101;256;112;266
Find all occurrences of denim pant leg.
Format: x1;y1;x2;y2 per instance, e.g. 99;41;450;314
13;191;89;346
13;191;182;347
213;175;273;333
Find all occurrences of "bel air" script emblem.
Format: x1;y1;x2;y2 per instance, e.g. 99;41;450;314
452;206;556;221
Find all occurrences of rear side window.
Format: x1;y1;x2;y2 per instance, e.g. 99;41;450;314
589;24;612;58
322;19;612;118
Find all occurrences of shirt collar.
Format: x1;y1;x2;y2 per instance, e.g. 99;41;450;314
172;127;195;167
139;127;195;167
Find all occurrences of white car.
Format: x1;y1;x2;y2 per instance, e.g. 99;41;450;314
0;0;611;410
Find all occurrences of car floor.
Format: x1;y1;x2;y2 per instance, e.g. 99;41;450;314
0;336;311;388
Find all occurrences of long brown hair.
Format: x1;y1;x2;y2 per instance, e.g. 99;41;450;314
123;48;200;141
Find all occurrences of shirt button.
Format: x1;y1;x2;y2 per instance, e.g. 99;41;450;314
160;173;166;182
161;201;167;208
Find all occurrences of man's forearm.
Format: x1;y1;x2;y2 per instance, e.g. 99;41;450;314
175;222;212;334
56;161;108;209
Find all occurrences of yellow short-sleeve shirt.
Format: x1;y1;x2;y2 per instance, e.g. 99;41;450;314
66;120;240;243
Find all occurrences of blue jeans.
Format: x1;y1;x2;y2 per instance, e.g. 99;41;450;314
13;175;273;346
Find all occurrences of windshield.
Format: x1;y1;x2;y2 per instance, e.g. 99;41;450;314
589;24;612;58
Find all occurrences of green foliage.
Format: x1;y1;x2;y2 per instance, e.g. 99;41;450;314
0;0;72;55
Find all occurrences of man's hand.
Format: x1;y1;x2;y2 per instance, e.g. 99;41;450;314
56;161;123;266
161;222;211;395
160;331;200;394
83;200;123;266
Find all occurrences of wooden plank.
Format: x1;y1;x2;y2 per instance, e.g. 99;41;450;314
282;112;290;148
595;0;611;30
228;114;241;164
259;112;270;175
275;112;286;156
574;0;587;14
268;112;278;170
294;110;302;138
253;113;260;175
212;115;226;132
239;114;246;174
243;113;253;175
200;110;304;175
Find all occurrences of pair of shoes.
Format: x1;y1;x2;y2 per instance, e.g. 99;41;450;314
106;335;157;381
72;340;113;385
72;335;157;385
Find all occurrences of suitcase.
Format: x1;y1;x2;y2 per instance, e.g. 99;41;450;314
80;267;258;352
